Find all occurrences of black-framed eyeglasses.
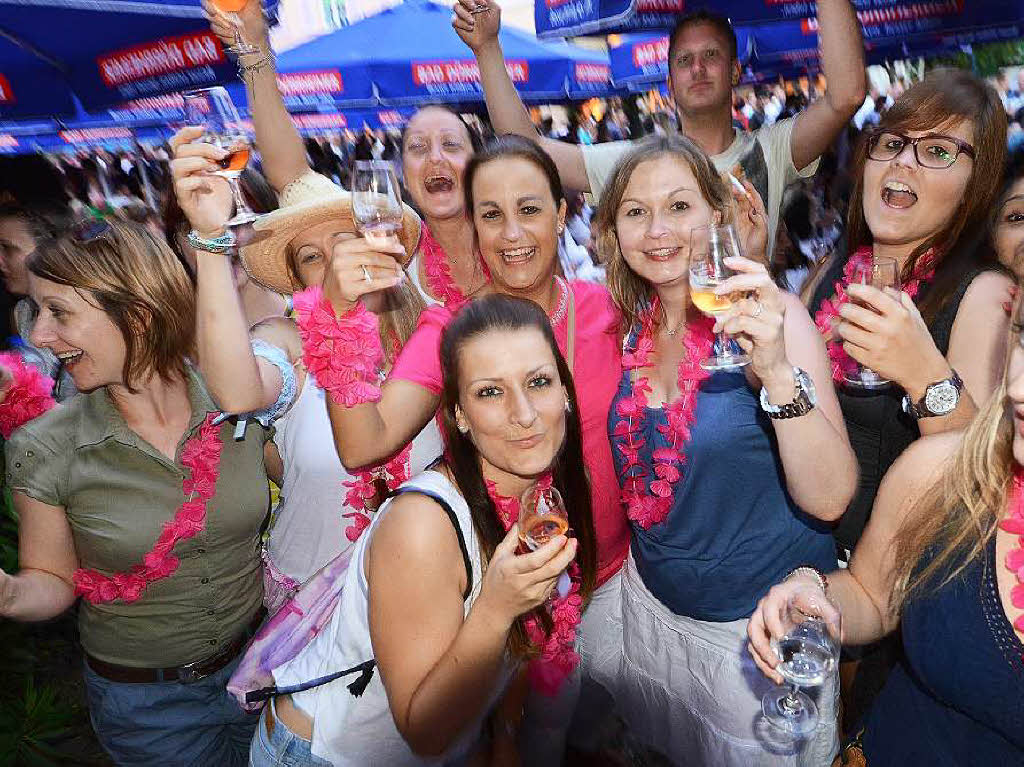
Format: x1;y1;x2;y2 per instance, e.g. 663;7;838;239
867;130;976;170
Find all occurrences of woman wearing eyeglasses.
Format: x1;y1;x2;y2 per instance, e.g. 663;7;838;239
805;68;1014;727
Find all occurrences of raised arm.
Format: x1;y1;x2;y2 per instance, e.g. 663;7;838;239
169;127;289;415
452;0;591;192
203;0;310;191
790;0;866;172
0;493;78;622
368;493;577;756
747;433;958;683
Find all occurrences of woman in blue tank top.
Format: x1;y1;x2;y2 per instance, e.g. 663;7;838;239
748;303;1024;765
592;135;857;765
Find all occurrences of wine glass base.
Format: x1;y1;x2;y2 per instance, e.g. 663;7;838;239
701;355;751;372
226;211;260;227
762;689;818;737
842;374;891;391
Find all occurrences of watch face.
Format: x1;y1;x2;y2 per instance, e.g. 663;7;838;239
925;381;958;415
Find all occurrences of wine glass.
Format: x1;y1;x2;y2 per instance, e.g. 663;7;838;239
351;160;404;249
519;484;571;599
842;256;899;390
689;224;751;371
211;0;261;56
182;87;258;227
761;592;841;737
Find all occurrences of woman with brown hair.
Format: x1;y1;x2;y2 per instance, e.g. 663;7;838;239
593;133;856;765
247;294;596;766
748;298;1024;765
0;219;271;765
806;68;1014;556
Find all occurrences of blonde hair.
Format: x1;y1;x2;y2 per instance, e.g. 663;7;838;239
285;247;424;363
27;218;195;387
890;318;1016;609
593;135;734;329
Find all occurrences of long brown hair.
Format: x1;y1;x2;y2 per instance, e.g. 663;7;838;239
890;305;1018;610
28;217;195;387
845;68;1007;323
592;135;734;330
439;294;597;659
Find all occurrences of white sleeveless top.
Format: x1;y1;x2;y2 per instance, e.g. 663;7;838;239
405;252;441;307
268;374;443;585
274;471;510;765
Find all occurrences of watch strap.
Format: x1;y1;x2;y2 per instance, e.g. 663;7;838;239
903;369;963;419
760;367;816;420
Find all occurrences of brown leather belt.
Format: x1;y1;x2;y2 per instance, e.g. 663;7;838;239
86;607;266;684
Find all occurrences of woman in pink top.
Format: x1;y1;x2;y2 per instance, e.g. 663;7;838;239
313;136;627;761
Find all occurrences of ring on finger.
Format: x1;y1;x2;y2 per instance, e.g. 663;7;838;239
361;265;372;284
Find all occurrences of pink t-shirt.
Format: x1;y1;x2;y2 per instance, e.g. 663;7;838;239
391;282;629;587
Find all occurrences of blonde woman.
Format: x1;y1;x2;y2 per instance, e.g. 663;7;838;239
749;300;1024;765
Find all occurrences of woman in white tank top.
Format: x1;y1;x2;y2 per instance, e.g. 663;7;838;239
251;295;599;765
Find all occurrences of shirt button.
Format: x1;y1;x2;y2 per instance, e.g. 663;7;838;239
207;609;216;616
197;548;206;555
201;577;210;584
14;462;20;469
25;450;33;457
209;639;217;645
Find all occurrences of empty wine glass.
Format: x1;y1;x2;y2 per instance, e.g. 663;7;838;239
519;484;571;599
843;256;899;390
761;591;841;737
182;86;258;227
352;160;403;249
689;224;750;371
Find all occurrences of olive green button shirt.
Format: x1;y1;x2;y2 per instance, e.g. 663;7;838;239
6;369;270;667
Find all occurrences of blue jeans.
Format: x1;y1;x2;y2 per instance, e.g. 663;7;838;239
83;654;258;767
248;698;331;767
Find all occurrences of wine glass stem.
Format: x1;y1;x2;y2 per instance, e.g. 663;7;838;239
229;177;254;219
715;330;730;357
781;685;804;715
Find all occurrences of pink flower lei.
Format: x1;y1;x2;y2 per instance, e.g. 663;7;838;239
292;285;414;542
1001;465;1024;634
74;413;224;604
613;298;715;530
813;247;936;384
420;225;471;308
0;352;56;438
485;474;583;696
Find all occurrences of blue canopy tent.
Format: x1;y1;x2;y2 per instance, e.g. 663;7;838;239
271;0;615;108
536;0;1024;42
0;0;278;119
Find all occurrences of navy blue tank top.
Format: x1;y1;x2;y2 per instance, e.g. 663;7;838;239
863;537;1024;764
608;361;835;622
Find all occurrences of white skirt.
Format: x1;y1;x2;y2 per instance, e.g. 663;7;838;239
618;554;839;766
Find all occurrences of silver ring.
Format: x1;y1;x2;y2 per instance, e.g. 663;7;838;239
362;265;372;284
752;301;764;318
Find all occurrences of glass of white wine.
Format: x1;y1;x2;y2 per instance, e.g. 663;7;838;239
182;86;258;227
519;484;571;600
842;256;900;390
352;160;404;249
689;224;751;371
761;591;841;737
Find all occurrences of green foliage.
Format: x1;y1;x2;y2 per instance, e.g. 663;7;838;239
926;39;1024;77
0;486;18;574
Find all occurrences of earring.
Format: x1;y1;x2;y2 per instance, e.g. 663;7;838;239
565;399;572;413
458;423;469;434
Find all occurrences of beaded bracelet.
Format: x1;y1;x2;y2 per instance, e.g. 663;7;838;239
786;565;829;595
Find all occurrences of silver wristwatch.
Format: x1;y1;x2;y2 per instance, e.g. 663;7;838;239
901;369;963;419
760;367;817;419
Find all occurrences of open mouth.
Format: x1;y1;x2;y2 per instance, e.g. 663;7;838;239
499;246;536;265
55;349;83;368
881;179;918;209
644;247;680;262
423;174;454;194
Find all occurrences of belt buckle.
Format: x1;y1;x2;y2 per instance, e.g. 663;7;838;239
176;658;208;685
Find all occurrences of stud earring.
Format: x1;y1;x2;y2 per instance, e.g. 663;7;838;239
458;423;469;434
565;399;572;413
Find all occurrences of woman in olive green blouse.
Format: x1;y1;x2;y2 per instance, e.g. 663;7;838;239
0;219;270;766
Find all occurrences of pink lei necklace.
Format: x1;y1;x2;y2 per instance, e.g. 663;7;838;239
74;413;224;604
813;247;936;384
1001;466;1024;634
485;475;583;695
613;298;715;530
420;225;472;307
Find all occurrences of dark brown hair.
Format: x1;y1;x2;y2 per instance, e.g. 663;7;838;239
846;68;1007;322
439;294;597;659
28;218;195;388
668;10;738;63
464;134;565;218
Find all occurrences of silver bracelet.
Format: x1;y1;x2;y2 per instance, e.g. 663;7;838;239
187;229;236;255
786;566;828;595
238;51;275;79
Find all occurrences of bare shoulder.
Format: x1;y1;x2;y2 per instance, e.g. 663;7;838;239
882;432;962;498
251;316;302;361
956;270;1015;318
369;490;465;579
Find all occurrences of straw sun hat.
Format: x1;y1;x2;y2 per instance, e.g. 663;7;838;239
241;171;421;294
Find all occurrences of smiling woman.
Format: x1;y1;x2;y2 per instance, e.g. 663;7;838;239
993;149;1024;281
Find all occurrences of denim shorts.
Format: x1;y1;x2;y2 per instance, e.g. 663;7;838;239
248;698;331;767
83;654;259;767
